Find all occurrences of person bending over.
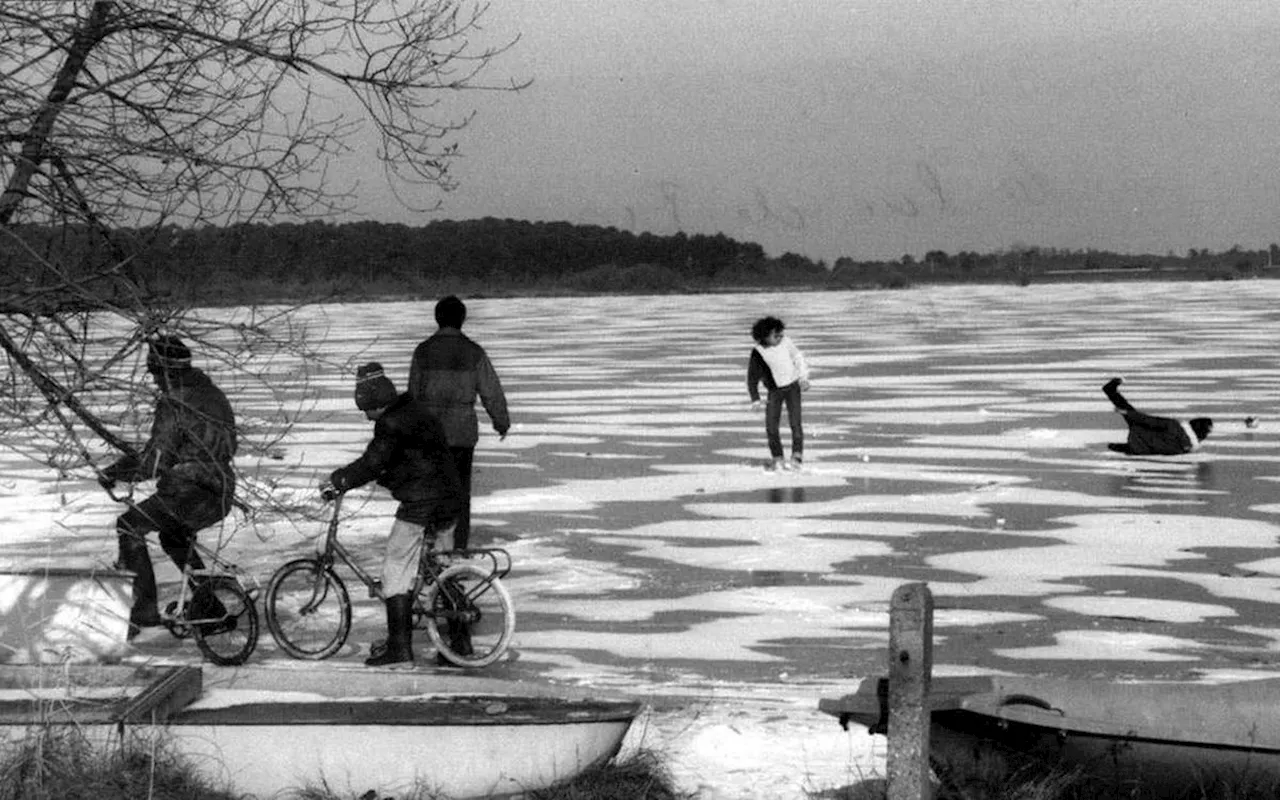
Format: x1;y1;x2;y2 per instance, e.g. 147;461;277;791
746;316;811;470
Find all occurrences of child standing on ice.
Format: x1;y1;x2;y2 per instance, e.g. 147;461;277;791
747;316;810;470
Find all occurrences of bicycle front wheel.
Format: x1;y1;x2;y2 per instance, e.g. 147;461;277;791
265;559;351;660
193;577;259;667
423;563;515;668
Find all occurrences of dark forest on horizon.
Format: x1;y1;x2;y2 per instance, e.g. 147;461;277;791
5;217;1278;306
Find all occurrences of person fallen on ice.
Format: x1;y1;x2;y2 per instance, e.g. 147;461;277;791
1102;377;1213;456
99;335;238;639
320;362;466;668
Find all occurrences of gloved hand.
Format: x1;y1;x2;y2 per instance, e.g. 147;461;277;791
319;481;339;501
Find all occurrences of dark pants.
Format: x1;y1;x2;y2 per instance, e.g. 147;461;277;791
116;482;233;620
765;382;804;460
1103;381;1136;414
449;446;475;550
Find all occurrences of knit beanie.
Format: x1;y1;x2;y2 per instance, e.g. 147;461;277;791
146;335;192;372
1189;418;1213;441
354;362;397;411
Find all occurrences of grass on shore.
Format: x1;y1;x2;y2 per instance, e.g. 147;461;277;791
8;723;1280;800
819;757;1280;800
0;724;691;800
0;725;238;800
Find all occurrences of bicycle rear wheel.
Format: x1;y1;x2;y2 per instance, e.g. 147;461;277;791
422;563;515;668
265;559;351;659
193;577;259;667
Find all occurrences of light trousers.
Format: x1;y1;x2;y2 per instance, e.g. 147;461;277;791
382;518;456;596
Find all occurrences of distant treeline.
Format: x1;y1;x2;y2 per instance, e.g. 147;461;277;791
4;217;1278;305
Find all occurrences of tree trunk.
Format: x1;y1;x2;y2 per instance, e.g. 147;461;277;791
0;1;113;227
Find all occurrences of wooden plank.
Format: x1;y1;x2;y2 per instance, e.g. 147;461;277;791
168;696;642;727
112;666;203;727
887;581;933;800
0;663;162;689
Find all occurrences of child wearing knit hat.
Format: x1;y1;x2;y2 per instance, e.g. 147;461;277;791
354;362;398;415
321;362;465;667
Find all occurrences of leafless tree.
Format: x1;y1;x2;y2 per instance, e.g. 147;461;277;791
0;1;523;519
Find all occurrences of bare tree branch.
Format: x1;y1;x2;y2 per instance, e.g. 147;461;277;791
0;0;524;522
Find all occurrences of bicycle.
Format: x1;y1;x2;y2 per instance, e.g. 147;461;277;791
108;488;261;666
264;492;515;668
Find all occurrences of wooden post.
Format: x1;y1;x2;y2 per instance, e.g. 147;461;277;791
886;581;934;800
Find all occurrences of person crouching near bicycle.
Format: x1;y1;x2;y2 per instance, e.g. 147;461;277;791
99;335;238;640
321;362;467;668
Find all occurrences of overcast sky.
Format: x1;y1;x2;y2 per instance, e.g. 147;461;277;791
339;1;1280;263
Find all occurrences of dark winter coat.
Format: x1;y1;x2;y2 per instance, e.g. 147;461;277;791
408;327;510;448
102;366;238;531
104;366;237;493
1117;413;1199;456
329;393;463;528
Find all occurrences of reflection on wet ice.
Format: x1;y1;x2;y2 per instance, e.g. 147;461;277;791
766;486;806;503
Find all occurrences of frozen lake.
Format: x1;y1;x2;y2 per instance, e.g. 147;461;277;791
4;280;1280;797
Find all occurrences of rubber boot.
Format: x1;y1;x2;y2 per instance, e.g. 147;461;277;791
366;593;414;667
1103;378;1134;412
436;620;474;667
117;532;160;639
435;578;474;667
189;581;235;635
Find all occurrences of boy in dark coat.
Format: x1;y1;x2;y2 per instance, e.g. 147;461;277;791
100;335;238;638
1103;377;1213;455
322;362;465;667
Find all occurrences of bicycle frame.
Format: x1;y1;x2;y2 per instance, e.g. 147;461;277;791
105;485;259;638
165;538;261;629
317;494;512;603
269;493;515;666
313;494;385;600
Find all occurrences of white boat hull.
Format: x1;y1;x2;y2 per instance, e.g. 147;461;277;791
0;663;642;799
169;717;634;798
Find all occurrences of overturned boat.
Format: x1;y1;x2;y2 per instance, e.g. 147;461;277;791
0;662;643;799
820;673;1280;792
